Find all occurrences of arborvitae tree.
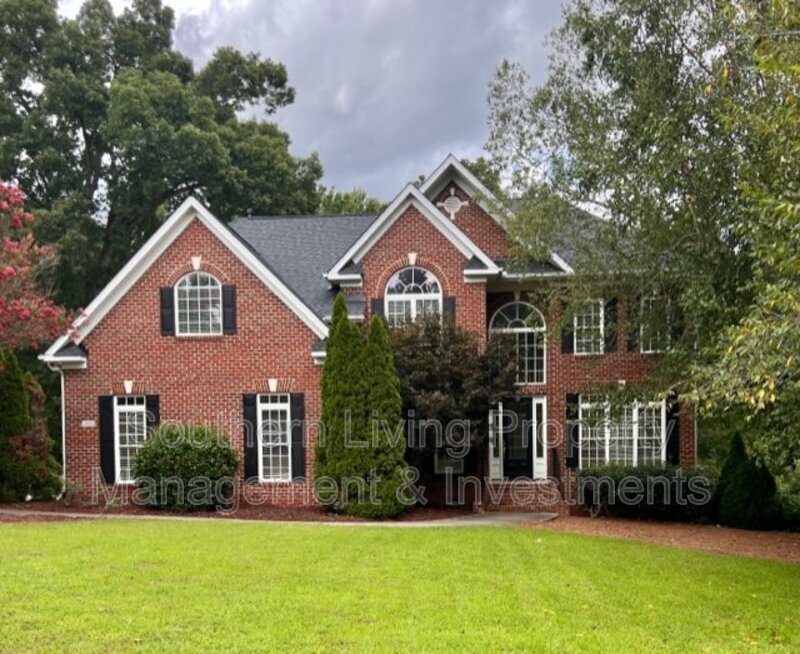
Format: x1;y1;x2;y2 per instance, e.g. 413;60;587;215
0;350;31;442
358;315;408;518
315;294;368;510
0;351;59;501
716;434;781;530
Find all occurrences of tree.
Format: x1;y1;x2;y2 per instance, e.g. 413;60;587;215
361;315;408;518
0;0;322;308
485;0;800;488
461;157;502;197
0;349;60;501
715;434;781;530
317;187;385;215
315;294;369;511
390;315;517;473
0;182;66;350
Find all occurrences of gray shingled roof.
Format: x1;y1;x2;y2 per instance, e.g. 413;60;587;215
228;214;376;319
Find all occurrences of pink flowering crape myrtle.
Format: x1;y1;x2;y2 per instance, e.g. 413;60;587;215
0;182;68;350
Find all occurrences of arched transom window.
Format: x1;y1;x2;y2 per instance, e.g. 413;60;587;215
490;301;546;384
384;267;442;327
175;272;222;336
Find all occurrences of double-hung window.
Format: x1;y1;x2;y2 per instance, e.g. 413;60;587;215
574;299;604;355
114;396;147;483
578;396;667;468
258;394;292;481
640;296;669;353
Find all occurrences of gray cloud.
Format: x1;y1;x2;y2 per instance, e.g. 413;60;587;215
136;1;566;199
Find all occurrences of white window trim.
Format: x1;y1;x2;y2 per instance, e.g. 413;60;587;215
489;302;547;385
639;296;669;354
113;396;147;485
174;272;223;337
257;394;293;483
573;298;605;356
384;267;443;327
578;397;667;469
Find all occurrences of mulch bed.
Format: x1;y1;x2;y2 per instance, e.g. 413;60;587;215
0;501;469;524
526;515;800;565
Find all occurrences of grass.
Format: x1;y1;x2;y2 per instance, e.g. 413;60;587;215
0;520;798;652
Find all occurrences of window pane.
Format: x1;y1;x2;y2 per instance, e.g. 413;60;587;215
259;396;291;481
575;300;603;354
176;272;222;336
115;396;147;483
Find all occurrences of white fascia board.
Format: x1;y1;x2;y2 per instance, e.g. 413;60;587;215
42;197;328;362
327;184;500;280
419;154;509;225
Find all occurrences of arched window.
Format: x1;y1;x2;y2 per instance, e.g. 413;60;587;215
384;266;442;327
175;272;223;336
490;301;546;384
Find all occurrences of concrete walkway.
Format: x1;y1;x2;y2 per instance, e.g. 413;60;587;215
0;507;557;528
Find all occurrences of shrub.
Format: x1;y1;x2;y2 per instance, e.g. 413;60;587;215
715;433;782;530
577;464;716;521
133;424;238;511
0;350;60;502
316;295;410;518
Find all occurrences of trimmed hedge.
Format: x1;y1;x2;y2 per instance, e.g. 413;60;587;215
577;464;716;521
133;424;238;511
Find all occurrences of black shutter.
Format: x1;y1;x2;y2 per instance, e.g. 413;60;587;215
443;296;456;320
243;395;258;480
145;395;160;433
160;287;175;336
290;393;306;479
604;298;618;352
628;294;641;352
371;298;384;317
222;286;237;334
565;394;580;469
99;396;115;484
666;395;681;465
561;302;574;354
669;303;684;346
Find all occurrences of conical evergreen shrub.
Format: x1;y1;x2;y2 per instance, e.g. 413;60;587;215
315;294;369;509
315;296;409;518
358;315;409;518
716;433;781;530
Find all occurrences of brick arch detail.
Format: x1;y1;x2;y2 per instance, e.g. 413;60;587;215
375;256;453;297
165;259;232;286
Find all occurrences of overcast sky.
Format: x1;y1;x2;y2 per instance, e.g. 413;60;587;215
60;0;564;200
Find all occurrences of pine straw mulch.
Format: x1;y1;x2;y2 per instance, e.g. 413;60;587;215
0;500;469;524
525;515;800;565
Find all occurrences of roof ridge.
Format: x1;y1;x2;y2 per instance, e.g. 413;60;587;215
234;213;378;221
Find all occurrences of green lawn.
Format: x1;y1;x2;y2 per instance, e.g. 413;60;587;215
0;520;797;652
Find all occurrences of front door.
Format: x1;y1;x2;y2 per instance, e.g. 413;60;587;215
503;398;532;478
489;397;547;480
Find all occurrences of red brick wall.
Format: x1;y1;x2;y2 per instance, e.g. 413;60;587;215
63;218;322;505
360;204;488;340
432;183;509;260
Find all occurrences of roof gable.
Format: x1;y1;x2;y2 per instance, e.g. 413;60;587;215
326;184;500;283
42;197;328;364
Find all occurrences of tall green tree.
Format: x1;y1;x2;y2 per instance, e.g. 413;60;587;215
362;315;408;518
317;187;385;215
0;349;59;501
485;1;800;457
0;0;322;307
315;294;368;511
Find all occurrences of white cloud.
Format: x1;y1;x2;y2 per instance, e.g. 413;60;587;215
60;0;564;199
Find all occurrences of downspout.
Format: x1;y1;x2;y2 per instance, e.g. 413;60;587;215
47;363;67;497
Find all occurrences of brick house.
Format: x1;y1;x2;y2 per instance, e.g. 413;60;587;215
41;155;695;512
